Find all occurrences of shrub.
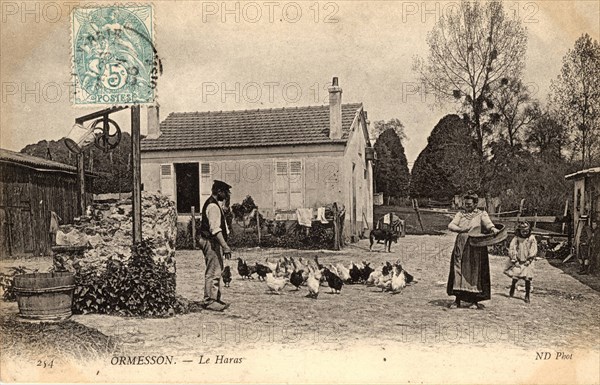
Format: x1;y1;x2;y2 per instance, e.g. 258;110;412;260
0;266;31;302
72;239;186;317
231;195;264;227
229;221;335;249
175;218;202;250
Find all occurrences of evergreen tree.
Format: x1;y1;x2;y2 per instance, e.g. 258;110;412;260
373;127;411;200
411;115;479;200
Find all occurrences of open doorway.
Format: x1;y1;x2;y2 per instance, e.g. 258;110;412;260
175;163;199;214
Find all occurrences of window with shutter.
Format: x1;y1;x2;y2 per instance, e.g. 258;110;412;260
289;161;303;208
274;160;304;210
200;163;211;207
275;161;289;209
160;164;172;177
159;164;174;198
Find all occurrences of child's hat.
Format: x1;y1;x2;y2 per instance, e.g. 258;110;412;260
516;221;531;236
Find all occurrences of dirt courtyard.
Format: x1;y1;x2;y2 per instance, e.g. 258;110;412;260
2;233;599;383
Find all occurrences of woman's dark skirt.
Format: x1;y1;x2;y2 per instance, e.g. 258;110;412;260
447;233;491;302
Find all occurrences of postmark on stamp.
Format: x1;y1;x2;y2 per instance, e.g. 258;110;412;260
72;5;157;106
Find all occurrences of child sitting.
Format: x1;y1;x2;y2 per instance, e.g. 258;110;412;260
505;221;538;303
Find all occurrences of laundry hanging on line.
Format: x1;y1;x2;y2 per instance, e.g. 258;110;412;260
296;208;313;227
317;207;328;224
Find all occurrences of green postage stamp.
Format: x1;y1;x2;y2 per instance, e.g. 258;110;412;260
72;5;156;106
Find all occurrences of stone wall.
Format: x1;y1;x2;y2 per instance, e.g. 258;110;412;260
54;192;177;273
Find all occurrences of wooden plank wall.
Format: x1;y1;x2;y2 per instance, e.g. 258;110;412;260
1;163;93;257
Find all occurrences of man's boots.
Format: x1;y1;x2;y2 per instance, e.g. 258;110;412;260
525;280;531;303
509;279;518;297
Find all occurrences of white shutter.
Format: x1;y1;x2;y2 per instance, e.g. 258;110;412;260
275;161;289;209
159;164;174;199
200;163;212;207
289;160;303;209
274;160;304;210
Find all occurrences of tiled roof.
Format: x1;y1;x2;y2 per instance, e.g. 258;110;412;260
141;103;363;151
0;148;78;173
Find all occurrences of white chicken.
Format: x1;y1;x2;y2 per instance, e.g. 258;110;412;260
301;269;310;283
391;265;407;293
376;274;393;292
297;256;306;267
265;257;278;273
366;269;382;286
281;257;293;277
273;261;287;278
305;266;321;299
335;262;351;282
366;262;393;286
265;272;288;294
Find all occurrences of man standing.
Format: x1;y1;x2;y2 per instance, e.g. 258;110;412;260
199;180;232;311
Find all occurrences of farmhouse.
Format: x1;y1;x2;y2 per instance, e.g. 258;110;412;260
0;148;94;257
140;78;375;237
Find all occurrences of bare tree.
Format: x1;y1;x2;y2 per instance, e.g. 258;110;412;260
525;109;569;160
413;1;528;157
550;33;600;168
492;78;539;148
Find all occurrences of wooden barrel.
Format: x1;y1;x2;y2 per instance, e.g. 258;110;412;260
13;272;75;321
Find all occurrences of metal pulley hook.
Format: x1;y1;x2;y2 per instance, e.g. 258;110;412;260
91;115;122;152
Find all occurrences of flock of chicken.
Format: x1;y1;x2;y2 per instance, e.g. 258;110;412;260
221;255;414;299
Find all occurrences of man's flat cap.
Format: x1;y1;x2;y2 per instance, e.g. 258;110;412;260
213;180;232;192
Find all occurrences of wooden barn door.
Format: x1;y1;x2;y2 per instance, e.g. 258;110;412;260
4;182;35;256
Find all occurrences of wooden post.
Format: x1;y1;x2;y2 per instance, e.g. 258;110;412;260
77;152;85;216
533;208;538;229
131;106;142;244
191;206;196;250
413;199;424;232
362;211;370;232
518;198;525;220
333;203;340;251
256;207;261;246
562;199;569;234
339;206;346;247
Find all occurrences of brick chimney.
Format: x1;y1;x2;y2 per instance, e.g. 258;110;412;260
147;104;161;139
147;104;162;139
328;77;342;140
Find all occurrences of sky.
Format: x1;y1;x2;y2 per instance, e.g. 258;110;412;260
1;0;599;166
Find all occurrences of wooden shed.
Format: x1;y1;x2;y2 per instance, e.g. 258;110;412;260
0;148;94;257
565;167;600;257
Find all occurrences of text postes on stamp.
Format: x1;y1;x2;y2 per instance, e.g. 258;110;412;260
72;5;156;106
